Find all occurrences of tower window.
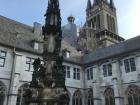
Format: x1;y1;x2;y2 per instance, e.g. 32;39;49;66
97;14;101;29
112;18;116;33
107;14;110;31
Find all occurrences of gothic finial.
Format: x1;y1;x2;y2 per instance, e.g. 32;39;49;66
43;0;61;35
86;0;92;11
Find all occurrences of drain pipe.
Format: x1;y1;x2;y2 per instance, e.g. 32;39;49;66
7;47;16;105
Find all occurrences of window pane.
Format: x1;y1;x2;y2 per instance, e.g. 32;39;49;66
134;95;139;105
73;68;76;79
77;73;80;80
67;71;70;78
124;59;130;73
25;63;30;71
77;69;80;80
90;68;93;79
87;69;90;80
0;58;5;67
105;98;109;105
67;66;70;70
108;64;112;76
110;97;115;105
30;59;35;72
103;65;107;77
130;58;136;72
1;51;6;57
97;14;100;29
128;96;133;105
63;65;66;78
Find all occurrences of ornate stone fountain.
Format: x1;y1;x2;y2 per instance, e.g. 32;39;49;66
26;0;69;105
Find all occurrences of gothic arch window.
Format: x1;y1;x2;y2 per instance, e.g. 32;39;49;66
87;89;94;105
16;83;30;105
126;85;140;105
73;90;82;105
104;87;115;105
0;82;6;105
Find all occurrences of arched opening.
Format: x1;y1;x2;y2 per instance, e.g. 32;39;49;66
126;85;140;105
16;83;30;105
104;87;115;105
87;89;94;105
0;81;6;105
73;90;82;105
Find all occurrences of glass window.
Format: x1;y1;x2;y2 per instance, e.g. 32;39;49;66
130;58;136;72
0;51;6;67
124;58;136;73
103;63;112;77
124;59;130;73
108;64;112;76
87;68;93;80
64;65;71;78
104;88;115;105
103;65;107;77
77;68;80;80
73;68;76;79
0;83;5;105
87;89;94;105
73;90;82;105
25;57;35;72
97;14;100;29
87;69;90;80
73;68;80;80
126;85;140;105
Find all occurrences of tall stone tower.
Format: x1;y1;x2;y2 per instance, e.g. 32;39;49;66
86;0;118;34
78;0;124;52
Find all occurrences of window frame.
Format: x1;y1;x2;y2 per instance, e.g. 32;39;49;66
87;67;93;80
0;51;7;67
124;57;136;73
73;68;80;80
102;63;112;77
64;65;71;78
25;57;35;72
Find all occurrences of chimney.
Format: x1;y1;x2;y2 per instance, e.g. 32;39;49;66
33;22;42;36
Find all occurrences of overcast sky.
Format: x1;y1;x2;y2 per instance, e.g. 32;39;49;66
0;0;140;39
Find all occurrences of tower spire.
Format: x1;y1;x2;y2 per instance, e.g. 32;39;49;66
29;0;69;104
43;0;61;35
93;0;98;7
86;0;92;11
110;0;115;8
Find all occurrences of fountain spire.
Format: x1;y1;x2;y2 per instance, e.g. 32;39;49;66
28;0;69;105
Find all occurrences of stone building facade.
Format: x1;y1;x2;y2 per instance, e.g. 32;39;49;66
0;0;140;105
